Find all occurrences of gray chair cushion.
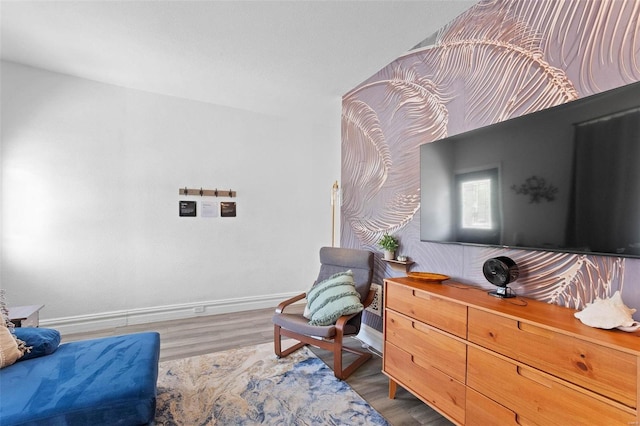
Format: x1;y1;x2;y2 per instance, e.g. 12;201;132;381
272;313;359;338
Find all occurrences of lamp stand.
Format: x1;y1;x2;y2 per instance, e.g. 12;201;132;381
331;180;339;247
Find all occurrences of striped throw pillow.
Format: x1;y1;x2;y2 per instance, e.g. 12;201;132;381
305;270;363;326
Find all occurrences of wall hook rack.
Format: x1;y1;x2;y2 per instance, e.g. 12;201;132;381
179;187;236;197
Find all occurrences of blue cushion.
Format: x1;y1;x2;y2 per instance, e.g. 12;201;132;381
0;332;160;426
13;327;61;361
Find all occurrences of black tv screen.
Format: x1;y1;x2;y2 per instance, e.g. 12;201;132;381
420;81;640;258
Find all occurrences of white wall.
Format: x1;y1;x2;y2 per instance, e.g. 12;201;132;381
1;62;341;330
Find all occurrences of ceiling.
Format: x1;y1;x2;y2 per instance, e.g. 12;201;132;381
1;1;475;116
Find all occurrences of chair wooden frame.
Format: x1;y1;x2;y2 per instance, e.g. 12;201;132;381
273;289;376;380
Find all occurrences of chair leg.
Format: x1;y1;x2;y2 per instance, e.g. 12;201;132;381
274;325;372;380
332;329;372;380
333;331;344;378
337;345;372;380
274;324;282;356
274;324;306;358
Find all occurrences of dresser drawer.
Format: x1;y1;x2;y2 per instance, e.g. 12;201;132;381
384;341;466;425
386;309;466;382
465;388;521;426
467;346;636;425
385;281;467;338
468;308;637;407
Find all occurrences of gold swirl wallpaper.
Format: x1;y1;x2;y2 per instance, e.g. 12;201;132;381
341;0;640;325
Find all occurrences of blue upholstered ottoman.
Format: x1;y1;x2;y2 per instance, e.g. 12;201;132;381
0;331;160;426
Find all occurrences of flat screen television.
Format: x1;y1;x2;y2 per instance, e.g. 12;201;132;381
420;81;640;258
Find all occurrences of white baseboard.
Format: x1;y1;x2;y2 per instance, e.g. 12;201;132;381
41;291;303;335
355;323;383;354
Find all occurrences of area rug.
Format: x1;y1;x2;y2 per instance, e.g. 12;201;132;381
154;342;389;425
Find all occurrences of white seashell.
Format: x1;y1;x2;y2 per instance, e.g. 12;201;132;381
617;322;640;332
574;291;637;330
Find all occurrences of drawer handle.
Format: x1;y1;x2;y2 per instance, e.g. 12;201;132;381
517;321;554;339
516;365;553;389
412;290;431;300
413;321;432;335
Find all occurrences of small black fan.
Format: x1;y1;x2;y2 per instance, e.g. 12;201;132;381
482;256;519;298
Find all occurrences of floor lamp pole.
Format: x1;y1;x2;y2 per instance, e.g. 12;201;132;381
331;180;339;247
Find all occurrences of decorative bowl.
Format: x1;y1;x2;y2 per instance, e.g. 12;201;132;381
407;272;450;283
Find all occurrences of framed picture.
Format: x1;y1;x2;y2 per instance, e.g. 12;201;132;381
201;201;219;218
220;202;236;217
179;201;197;217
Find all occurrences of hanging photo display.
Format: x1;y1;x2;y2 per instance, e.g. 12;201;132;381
179;201;197;217
201;201;219;218
220;202;236;217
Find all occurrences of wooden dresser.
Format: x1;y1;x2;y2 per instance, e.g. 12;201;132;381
383;277;640;425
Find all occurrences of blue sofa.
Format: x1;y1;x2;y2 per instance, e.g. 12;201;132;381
0;331;160;426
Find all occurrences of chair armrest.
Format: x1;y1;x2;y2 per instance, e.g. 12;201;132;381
335;312;358;330
335;288;377;331
362;288;376;309
275;292;306;314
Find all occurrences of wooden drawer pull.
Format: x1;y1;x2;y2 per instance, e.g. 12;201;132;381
413;320;431;334
514;414;528;426
412;290;431;300
517;366;553;388
517;321;555;339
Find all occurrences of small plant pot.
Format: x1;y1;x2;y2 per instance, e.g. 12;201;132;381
384;250;395;260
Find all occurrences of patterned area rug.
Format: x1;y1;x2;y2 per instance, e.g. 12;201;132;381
155;342;389;425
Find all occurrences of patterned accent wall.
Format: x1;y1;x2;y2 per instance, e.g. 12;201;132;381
342;0;640;333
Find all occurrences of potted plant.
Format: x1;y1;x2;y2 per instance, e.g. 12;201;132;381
379;233;399;260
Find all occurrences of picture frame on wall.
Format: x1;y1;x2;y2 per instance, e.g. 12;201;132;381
220;202;236;217
201;201;219;218
179;201;197;217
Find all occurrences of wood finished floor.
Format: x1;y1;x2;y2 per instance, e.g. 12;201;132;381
62;307;452;425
